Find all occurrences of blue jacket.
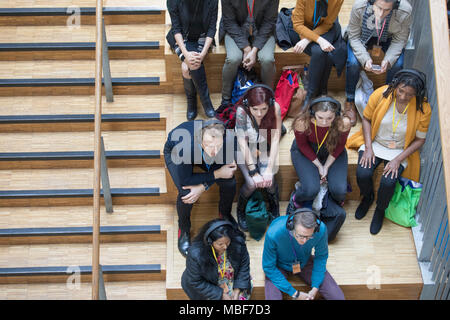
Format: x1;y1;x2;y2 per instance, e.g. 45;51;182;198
262;215;329;296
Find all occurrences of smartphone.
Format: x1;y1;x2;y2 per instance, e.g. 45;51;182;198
372;64;382;71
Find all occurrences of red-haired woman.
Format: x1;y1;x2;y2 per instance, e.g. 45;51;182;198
234;84;282;231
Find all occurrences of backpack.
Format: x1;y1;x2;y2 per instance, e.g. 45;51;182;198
245;191;270;241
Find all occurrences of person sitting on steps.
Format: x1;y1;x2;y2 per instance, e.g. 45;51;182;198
346;68;431;235
234;84;282;232
164;119;239;257
166;0;218;120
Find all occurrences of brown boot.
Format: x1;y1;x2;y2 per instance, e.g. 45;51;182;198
343;101;357;127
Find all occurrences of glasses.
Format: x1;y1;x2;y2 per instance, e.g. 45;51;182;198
290;230;314;241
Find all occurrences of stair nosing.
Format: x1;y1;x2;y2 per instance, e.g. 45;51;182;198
0;7;164;17
0;77;160;87
0;188;161;199
0;150;161;161
0;41;160;51
0;113;162;124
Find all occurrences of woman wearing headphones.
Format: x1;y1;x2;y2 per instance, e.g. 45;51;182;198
181;219;252;300
234;85;282;232
289;97;351;242
346;69;431;235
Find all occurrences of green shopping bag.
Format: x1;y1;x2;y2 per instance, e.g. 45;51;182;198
385;177;422;227
245;191;270;241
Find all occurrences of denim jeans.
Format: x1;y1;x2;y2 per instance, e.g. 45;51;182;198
345;37;405;101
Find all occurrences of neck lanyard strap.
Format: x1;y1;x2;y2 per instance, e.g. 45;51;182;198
288;233;299;262
313;1;321;29
375;16;387;45
392;98;409;136
314;120;330;154
211;246;226;279
246;0;255;19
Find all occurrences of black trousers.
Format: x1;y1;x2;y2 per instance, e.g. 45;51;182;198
303;21;341;97
164;150;236;232
356;151;405;212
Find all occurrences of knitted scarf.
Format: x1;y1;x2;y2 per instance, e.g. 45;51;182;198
360;3;393;45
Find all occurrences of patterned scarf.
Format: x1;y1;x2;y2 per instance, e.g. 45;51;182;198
360;3;393;45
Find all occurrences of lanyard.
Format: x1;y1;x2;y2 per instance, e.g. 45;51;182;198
375;16;387;45
313;1;321;29
246;0;255;19
392;98;409;136
288;233;299;263
314;120;330;154
211;246;227;279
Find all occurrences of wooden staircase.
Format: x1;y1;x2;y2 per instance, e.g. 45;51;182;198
0;0;423;299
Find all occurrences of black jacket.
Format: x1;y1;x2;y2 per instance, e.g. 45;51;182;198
166;0;218;49
181;236;251;300
219;0;279;50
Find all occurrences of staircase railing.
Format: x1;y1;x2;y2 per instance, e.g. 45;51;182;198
406;0;450;300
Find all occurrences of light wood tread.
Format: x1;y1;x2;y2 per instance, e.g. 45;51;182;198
0;242;166;268
0;167;166;192
0;131;165;153
0;95;171;117
0;24;166;44
0;204;175;230
0;281;167;300
166;200;422;291
0;59;166;82
1;0;166;8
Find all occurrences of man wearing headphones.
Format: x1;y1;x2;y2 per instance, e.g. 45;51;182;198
164;119;238;257
345;0;412;126
263;209;345;300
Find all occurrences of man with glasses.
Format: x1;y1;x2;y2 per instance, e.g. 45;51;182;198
263;208;345;300
345;0;412;122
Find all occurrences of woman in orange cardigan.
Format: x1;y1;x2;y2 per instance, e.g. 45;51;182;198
291;0;354;123
346;69;431;235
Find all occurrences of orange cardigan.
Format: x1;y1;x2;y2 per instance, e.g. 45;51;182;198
291;0;344;42
346;85;432;182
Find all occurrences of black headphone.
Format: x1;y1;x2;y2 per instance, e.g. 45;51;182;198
368;0;401;10
309;96;342;118
203;220;234;246
242;84;275;109
391;68;427;99
286;208;321;234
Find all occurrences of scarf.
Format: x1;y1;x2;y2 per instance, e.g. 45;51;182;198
360;3;392;45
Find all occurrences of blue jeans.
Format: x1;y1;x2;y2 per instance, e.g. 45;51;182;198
345;38;404;101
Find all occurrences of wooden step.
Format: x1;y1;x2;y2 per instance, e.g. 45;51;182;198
0;7;165;26
0;24;166;60
0;59;165;96
0;204;174;230
0;167;166;206
166;201;423;300
0;225;166;245
0;264;164;284
0;150;162;169
0;280;167;299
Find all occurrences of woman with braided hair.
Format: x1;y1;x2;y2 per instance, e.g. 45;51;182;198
346;68;431;235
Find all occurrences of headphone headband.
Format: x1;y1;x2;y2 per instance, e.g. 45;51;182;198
203;220;234;246
368;0;400;10
391;68;427;99
242;84;275;108
309;96;342;117
286;208;321;233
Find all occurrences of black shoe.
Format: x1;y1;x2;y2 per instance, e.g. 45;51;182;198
183;77;197;121
190;64;215;118
219;212;239;229
286;191;297;216
355;193;374;220
236;194;249;232
370;207;385;235
281;123;287;137
178;229;191;257
266;183;280;221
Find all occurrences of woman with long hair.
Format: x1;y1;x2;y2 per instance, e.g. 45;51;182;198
233;84;282;232
346;69;431;235
181;219;252;300
289;97;351;241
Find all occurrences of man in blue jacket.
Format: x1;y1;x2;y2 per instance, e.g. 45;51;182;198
263;208;345;300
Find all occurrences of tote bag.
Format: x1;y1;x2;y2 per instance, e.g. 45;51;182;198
245;191;270;241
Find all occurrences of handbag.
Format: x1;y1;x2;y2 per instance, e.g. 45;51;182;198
354;70;374;118
275;69;299;120
385;176;422;227
245;190;270;241
231;66;259;105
